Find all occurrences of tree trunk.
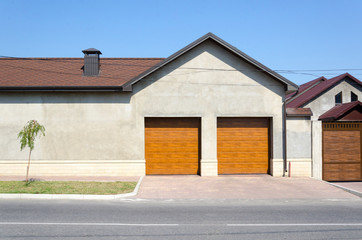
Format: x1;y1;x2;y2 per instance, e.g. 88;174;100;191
25;149;32;183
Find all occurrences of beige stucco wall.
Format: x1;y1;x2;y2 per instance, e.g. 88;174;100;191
0;93;145;176
304;80;362;120
0;40;286;177
286;117;312;177
311;120;323;179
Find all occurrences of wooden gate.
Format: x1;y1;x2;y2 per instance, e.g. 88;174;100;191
322;122;362;181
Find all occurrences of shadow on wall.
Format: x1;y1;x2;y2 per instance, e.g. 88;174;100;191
0;91;132;104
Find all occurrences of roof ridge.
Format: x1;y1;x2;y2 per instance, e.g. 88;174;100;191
299;76;326;87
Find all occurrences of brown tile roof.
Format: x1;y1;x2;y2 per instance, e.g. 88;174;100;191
318;101;362;121
286;108;313;117
286;73;362;108
0;58;164;88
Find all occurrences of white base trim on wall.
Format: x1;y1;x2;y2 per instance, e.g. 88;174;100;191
200;159;218;176
0;160;146;176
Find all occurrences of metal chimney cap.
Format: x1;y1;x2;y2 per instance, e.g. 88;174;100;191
82;48;102;54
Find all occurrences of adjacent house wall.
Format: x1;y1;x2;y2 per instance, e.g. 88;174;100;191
286;116;312;177
302;80;361;179
0;40;286;177
304;80;362;120
311;120;323;179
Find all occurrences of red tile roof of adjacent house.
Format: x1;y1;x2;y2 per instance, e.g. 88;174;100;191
318;101;362;121
286;73;362;108
286;76;327;100
0;58;164;88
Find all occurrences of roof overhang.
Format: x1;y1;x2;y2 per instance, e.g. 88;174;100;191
0;86;123;92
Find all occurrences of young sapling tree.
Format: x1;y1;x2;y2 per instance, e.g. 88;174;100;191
18;120;45;183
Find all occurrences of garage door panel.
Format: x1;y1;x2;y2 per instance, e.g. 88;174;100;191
146;153;199;159
145;137;198;143
218;117;269;174
145;118;200;175
146;131;198;138
217;136;268;142
218;147;268;153
218;142;268;148
323;154;361;163
323;141;360;149
324;163;361;181
219;164;267;169
220;157;269;162
147;169;198;175
324;146;361;155
146;147;198;153
219;165;268;174
146;158;198;164
147;163;199;169
218;152;268;159
218;130;268;137
146;142;198;148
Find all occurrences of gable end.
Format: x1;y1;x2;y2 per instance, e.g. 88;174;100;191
122;33;297;92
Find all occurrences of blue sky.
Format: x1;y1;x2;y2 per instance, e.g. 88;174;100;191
1;0;362;85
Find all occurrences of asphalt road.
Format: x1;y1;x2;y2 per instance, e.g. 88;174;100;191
1;199;362;239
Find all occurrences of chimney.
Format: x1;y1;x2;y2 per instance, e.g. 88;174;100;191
82;48;102;76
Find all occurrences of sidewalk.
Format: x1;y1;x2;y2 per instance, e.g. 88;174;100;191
130;175;360;200
329;182;362;198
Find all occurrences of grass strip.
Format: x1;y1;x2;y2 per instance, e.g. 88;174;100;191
0;181;137;195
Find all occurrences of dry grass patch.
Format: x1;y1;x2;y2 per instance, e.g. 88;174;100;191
0;181;137;195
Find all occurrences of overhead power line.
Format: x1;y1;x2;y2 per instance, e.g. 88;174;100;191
1;55;362;78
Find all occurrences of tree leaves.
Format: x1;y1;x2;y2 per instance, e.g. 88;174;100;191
18;120;45;151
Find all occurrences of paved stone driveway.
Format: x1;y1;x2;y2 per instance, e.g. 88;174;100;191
132;175;359;199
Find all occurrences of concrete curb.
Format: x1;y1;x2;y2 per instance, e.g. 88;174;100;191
327;182;362;198
0;176;144;200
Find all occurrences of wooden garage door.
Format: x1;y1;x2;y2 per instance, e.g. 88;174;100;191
323;122;362;181
145;118;200;175
217;117;269;174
